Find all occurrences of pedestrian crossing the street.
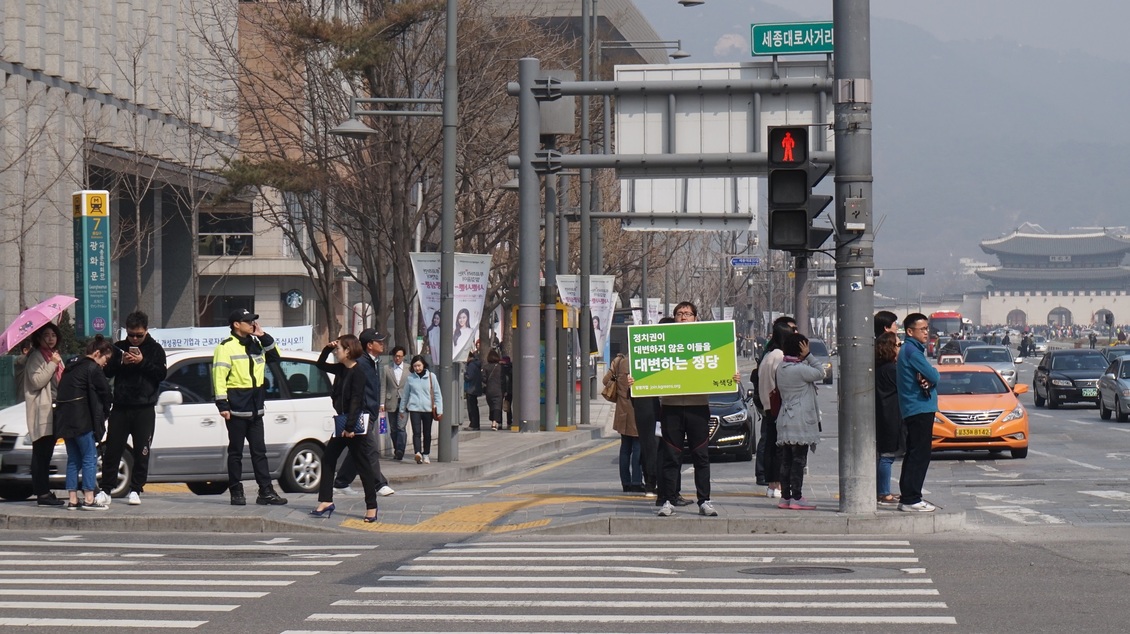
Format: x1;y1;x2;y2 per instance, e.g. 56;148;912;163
0;538;375;630
285;537;957;632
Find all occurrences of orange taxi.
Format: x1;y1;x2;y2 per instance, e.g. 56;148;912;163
932;364;1029;459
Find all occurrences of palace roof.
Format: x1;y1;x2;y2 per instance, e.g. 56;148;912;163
980;231;1130;257
975;266;1130;282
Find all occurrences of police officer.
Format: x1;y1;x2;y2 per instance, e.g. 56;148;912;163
212;308;287;506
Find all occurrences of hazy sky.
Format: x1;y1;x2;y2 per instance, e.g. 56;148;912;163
643;0;1130;64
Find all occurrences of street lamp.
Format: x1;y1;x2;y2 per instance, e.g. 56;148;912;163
678;0;706;6
328;0;459;462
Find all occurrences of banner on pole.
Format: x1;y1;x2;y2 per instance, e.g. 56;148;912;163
411;252;492;365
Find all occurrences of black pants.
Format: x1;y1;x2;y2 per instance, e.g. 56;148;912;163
465;394;481;429
658;404;711;505
632;397;659;490
100;406;155;494
756;412;779;484
31;435;57;496
899;412;935;505
410;411;434;455
333;427;389;489
225;415;273;491
319;435;377;509
778;443;810;500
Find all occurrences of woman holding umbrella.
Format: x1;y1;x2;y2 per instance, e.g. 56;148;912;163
23;323;64;506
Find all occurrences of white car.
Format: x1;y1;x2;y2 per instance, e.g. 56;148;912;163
0;349;333;500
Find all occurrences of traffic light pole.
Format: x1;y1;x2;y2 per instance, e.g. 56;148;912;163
833;0;877;515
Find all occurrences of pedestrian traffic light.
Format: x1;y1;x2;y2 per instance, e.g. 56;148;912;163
767;125;832;252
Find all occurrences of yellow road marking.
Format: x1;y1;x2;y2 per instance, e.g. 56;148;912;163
347;494;615;534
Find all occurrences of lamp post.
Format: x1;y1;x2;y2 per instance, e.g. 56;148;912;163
330;0;458;461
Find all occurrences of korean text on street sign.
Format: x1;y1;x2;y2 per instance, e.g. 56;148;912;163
730;256;761;268
627;321;738;397
751;22;834;56
72;190;112;338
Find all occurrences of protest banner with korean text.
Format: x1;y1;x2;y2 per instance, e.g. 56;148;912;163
627;321;738;397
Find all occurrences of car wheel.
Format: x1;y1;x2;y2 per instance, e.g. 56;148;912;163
97;448;133;499
1047;390;1059;409
186;481;229;496
1011;447;1028;459
1118;400;1130;423
0;484;34;501
1100;398;1112;420
279;441;323;494
1034;387;1046;408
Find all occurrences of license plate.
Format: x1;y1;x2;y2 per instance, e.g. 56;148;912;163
955;427;992;438
1082;388;1098;397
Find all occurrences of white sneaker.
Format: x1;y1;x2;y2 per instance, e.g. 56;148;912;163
699;500;718;517
94;491;112;506
127;492;140;506
657;501;675;517
414;452;423;464
898;500;937;512
377;485;395;497
766;487;781;498
422;455;431;464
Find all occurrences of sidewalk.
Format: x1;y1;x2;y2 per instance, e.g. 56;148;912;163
0;398;963;535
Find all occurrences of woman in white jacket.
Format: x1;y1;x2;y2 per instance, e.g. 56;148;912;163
399;355;444;464
774;332;825;510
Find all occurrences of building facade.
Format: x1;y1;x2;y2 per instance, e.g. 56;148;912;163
977;225;1130;328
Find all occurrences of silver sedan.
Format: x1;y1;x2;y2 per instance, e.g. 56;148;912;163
1099;355;1130;422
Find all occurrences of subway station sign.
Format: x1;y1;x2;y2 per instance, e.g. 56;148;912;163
751;22;834;56
72;190;112;338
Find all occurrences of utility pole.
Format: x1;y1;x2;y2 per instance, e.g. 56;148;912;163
833;0;876;514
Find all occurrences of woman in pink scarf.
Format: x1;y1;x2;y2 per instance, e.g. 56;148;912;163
23;323;64;506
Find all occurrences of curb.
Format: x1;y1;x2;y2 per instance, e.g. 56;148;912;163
525;510;966;536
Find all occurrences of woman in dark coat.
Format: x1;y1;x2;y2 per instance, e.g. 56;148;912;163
875;331;906;505
54;336;114;510
312;334;378;522
481;349;504;431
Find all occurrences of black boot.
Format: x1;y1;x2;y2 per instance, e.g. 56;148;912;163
230;484;246;506
36;492;65;507
256;487;288;506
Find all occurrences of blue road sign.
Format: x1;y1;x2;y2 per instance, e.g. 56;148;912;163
730;256;761;268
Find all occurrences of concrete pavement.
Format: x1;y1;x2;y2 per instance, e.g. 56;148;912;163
0;398;964;535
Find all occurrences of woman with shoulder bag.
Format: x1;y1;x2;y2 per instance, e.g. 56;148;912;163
400;355;443;464
604;354;643;492
312;334;378;522
774;333;825;511
23;323;65;506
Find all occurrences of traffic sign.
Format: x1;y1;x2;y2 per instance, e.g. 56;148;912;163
751;22;834;56
730;256;761;268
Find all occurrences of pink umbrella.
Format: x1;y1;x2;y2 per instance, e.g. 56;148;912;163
0;295;78;356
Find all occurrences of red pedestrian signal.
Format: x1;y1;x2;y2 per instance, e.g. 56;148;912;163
768;126;808;167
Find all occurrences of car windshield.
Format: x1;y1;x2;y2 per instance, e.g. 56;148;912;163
709;388;742;404
1051;354;1108;371
938;371;1008;395
965;348;1011;363
807;340;829;356
1121;363;1130;380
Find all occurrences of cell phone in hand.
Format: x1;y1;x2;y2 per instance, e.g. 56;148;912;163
129;346;141;356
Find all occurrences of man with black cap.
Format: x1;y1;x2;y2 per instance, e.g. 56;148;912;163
212;308;287;506
331;328;394;497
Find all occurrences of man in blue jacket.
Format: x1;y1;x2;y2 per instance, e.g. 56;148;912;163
896;312;941;512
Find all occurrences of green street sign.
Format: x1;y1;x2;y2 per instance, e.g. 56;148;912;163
627;321;738;397
751;22;834;56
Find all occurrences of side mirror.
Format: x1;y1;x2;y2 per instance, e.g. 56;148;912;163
1013;384;1029;395
156;389;183;413
1014;358;1024;365
1103;373;1116;380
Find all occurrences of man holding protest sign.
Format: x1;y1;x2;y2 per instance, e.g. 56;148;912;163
627;301;741;518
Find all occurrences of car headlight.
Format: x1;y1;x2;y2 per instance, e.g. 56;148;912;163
1001;404;1025;423
1121;389;1130;398
722;411;748;423
1051;379;1073;387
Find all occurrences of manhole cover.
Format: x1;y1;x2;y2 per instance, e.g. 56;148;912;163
739;566;853;576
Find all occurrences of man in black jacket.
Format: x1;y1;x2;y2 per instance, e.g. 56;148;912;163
97;311;167;506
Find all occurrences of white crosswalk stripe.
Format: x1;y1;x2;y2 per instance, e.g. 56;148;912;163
0;539;372;630
284;536;958;633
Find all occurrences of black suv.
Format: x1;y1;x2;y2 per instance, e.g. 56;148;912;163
1033;349;1108;408
683;386;756;462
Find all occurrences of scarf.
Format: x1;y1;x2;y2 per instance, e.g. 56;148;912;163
41;348;62;383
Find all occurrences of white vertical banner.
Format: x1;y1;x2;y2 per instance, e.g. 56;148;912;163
411;252;492;366
590;275;617;357
557;275;581;307
629;296;643;325
411;253;443;366
646;298;661;325
711;307;721;321
452;253;492;361
724;306;734;321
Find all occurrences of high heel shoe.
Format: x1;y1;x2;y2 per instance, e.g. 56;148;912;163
362;513;378;523
309;503;335;518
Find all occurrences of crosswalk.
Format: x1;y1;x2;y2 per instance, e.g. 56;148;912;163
0;538;375;630
285;537;957;633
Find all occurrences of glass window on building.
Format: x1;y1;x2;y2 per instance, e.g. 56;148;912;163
199;210;253;256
